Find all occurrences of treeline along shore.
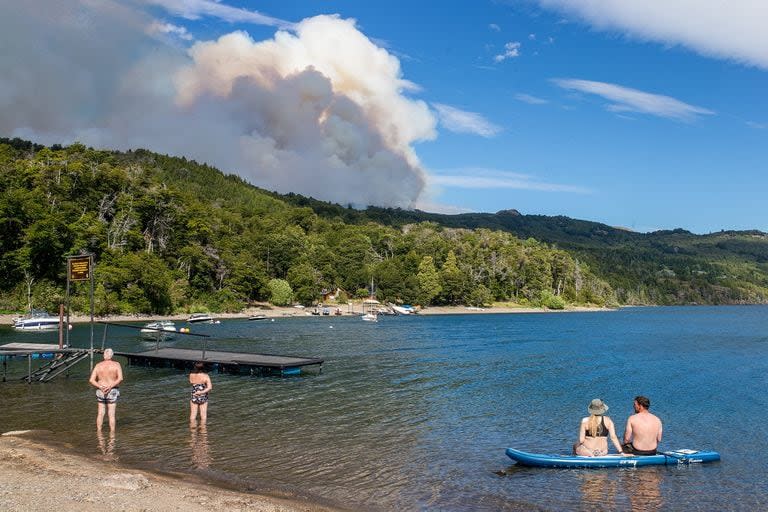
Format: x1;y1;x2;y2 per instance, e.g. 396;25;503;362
2;137;767;319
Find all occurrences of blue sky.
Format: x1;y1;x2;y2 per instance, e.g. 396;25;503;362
2;1;766;233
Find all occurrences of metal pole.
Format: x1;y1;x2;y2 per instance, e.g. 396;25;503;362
101;324;108;351
58;303;64;349
27;354;31;384
89;254;94;370
65;259;71;350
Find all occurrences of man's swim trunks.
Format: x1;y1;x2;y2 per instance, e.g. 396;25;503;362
96;387;120;404
191;383;209;404
622;443;657;456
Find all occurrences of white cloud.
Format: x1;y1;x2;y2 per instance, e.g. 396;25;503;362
0;2;438;209
552;78;714;121
432;104;502;137
746;121;766;130
141;0;293;28
489;23;501;32
147;21;194;40
535;0;768;69
514;93;549;105
429;168;591;193
494;41;521;62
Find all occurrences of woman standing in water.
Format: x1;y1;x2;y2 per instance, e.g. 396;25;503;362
189;361;212;426
573;399;624;456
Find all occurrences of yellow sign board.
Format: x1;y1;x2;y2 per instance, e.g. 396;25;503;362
69;256;91;281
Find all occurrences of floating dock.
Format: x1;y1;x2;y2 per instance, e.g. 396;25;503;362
115;347;323;376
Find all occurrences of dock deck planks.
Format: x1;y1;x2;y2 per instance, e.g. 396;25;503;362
115;347;323;375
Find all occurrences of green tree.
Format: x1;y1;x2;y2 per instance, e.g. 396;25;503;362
439;250;465;304
287;263;322;305
267;278;293;306
467;284;493;307
416;256;441;305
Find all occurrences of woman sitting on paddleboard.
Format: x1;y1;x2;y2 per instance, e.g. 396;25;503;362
573;399;625;457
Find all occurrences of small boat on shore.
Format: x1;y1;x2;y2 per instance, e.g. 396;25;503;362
505;447;720;468
140;320;177;340
248;314;268;321
12;310;62;331
391;304;417;315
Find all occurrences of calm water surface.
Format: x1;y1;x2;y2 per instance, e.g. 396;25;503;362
1;306;767;511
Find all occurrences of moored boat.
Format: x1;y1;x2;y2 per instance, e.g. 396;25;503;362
140;320;177;339
391;304;417;315
188;313;216;324
12;310;62;331
362;312;378;322
505;447;720;468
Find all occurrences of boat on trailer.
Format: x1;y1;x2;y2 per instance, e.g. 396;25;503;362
505;447;720;468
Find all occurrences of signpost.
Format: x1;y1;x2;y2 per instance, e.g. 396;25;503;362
66;254;95;368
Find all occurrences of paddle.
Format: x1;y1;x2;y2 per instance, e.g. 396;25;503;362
660;449;697;461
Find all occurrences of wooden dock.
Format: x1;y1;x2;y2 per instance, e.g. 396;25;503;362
115;347;323;376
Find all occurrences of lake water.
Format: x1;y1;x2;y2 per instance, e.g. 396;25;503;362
1;306;767;511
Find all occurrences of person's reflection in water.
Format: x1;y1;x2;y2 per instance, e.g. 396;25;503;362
190;424;211;470
622;468;663;511
578;471;618;510
97;430;117;461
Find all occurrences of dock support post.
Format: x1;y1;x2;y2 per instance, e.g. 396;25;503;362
27;354;32;384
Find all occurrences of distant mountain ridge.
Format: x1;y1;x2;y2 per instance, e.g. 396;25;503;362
281;194;768;304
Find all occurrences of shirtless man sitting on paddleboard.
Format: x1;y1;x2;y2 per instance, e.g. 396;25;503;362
622;395;663;455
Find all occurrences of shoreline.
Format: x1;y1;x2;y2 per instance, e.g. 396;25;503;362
1;304;615;327
0;430;346;512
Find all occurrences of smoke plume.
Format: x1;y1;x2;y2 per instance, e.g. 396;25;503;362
0;2;437;208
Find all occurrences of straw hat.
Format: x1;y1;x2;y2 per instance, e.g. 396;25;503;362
588;398;609;415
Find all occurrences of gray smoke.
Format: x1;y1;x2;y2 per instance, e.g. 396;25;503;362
0;2;436;208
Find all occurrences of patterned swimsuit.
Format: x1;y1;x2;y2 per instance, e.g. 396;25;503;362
191;383;208;404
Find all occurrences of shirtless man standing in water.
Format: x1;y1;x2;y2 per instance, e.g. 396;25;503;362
89;348;123;432
622;396;663;455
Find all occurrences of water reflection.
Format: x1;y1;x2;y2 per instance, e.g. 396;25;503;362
578;471;618;510
97;430;117;462
622;469;663;512
190;424;211;469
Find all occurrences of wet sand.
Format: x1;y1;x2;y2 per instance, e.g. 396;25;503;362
0;431;344;512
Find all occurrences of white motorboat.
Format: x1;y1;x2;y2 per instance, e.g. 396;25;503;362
391;304;416;315
12;310;62;331
188;313;216;324
361;312;378;322
140;320;177;339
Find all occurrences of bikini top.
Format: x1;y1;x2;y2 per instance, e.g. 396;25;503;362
584;416;608;437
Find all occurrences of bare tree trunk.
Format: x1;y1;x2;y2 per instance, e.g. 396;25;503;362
24;271;34;312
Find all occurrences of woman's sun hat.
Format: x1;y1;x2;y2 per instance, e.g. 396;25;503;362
588;398;609;415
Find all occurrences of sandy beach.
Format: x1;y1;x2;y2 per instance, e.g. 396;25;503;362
1;303;613;327
0;431;344;512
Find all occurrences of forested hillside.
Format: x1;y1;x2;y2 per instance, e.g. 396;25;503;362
282;193;768;305
0;139;615;315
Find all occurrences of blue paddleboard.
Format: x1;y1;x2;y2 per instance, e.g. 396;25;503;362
505;447;720;468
